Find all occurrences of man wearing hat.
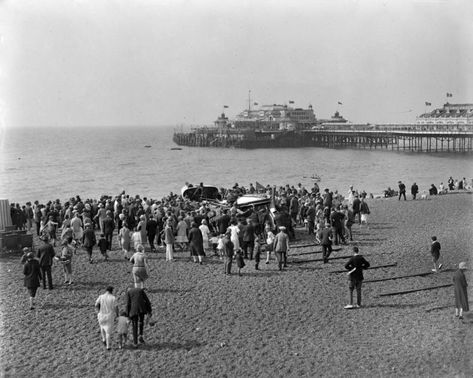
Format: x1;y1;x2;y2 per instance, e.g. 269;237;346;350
273;226;290;271
318;223;333;263
37;235;55;289
398;181;407;201
344;246;370;309
82;223;97;264
23;251;42;310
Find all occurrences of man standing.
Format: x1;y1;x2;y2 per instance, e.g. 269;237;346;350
126;287;152;347
398;181;407;201
95;286;119;350
164;219;175;261
222;230;234;275
146;215;158;252
318;223;333;263
431;236;442;272
216;209;231;235
330;206;346;245
344;246;370;309
37;235;55;290
102;211;115;251
273;226;290;271
411;182;419;200
82;223;97;264
242;219;255;260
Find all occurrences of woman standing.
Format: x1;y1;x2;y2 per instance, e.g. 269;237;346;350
188;222;205;264
199;219;211;252
118;223;131;259
130;244;150;289
453;262;469;319
175;216;189;251
95;286;119;350
59;237;75;284
228;219;240;252
23;252;42;310
164;219;175;261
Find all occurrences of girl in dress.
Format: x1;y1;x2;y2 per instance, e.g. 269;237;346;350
116;310;130;349
228;219;240;252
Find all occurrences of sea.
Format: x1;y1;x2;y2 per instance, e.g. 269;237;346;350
0;125;472;205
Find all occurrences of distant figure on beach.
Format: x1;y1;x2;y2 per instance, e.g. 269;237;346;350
318;223;333;264
411;182;419;200
126;287;153;347
398;181;406;201
82;223;97;264
453;262;469;319
430;184;439;196
59;237;75;285
448;176;454;191
344;246;370;309
359;198;370;228
146;215;159;252
430;236;442;273
222;229;234;275
273;226;290;270
130;244;150;288
164;219;175;261
23;252;42;310
188;222;205;264
352;195;361;224
118;223;131;259
36;235;55;290
95;286;118;350
235;248;245;276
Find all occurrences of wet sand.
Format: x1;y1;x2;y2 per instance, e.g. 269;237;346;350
1;192;472;377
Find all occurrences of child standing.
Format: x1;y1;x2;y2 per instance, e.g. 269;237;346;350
97;234;109;261
116;310;130;349
264;225;275;264
235;249;245;276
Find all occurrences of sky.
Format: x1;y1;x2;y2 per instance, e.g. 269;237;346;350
1;0;472;128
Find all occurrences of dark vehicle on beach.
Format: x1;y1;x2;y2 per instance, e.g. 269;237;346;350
181;185;222;202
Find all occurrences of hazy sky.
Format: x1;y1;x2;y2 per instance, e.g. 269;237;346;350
1;0;472;128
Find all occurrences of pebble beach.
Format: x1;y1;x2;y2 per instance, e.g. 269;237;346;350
1;192;472;377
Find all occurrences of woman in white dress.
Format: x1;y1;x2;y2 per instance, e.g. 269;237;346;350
228;219;240;252
95;286;119;350
199;219;210;251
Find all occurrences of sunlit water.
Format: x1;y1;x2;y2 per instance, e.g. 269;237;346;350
1;126;472;204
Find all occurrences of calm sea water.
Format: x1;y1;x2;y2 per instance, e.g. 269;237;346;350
0;126;472;204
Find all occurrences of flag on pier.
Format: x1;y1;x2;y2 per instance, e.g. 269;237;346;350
425;102;431;106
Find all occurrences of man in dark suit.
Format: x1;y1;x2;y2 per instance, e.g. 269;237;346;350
126;287;152;347
102;211;115;250
242;219;255;260
352;195;361;224
398;181;407;201
344;247;370;309
216;209;231;235
146;215;158;252
318;223;333;263
37;235;55;289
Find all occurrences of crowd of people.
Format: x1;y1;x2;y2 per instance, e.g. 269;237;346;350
14;178;469;349
383;176;472;199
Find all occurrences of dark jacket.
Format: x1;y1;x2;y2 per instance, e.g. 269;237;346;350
222;237;234;258
82;228;97;248
345;254;370;281
102;217;115;234
37;243;55;266
23;258;42;288
127;287;152;318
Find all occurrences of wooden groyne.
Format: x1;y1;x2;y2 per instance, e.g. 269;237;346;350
173;124;473;152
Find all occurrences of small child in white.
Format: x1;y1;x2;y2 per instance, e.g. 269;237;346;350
209;233;220;256
116;310;130;349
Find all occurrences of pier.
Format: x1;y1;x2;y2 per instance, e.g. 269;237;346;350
173;124;473;152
